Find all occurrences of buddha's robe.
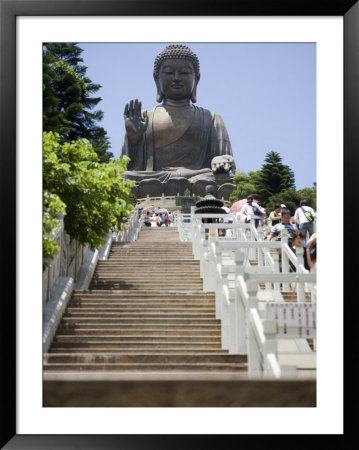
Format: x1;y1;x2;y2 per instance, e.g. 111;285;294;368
121;105;235;183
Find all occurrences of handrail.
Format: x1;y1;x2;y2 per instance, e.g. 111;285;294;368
176;209;317;378
117;206;141;242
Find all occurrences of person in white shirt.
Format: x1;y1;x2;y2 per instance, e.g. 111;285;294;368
293;199;316;238
241;195;261;228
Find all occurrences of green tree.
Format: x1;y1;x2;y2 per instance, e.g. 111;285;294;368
253;151;295;205
297;186;317;211
265;190;300;217
43;191;67;269
228;172;258;204
265;185;316;219
43;131;135;265
43;43;113;162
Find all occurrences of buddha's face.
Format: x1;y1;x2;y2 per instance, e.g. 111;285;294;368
157;58;197;101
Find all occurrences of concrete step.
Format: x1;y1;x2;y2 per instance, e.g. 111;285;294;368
45;223;253;399
108;251;195;255
107;255;193;259
72;290;213;297
53;335;222;343
94;265;200;270
281;291;312;301
89;284;204;290
55;328;221;336
44;353;244;364
66;307;215;313
90;279;203;284
48;347;230;354
50;341;223;349
89;279;203;284
61;317;220;325
109;247;192;251
63;312;216;318
59;323;221;330
43;362;247;372
68;302;216;309
91;272;200;278
111;243;188;246
88;287;204;292
69;296;215;302
43;373;316;407
96;264;200;277
68;299;215;306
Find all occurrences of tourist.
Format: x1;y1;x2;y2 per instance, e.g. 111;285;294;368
258;207;266;228
144;211;151;227
294;199;316;238
154;213;162;227
241;195;262;228
268;204;282;229
150;213;157;227
268;209;298;243
268;209;298;271
290;231;310;271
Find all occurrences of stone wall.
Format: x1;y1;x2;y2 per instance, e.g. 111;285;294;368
43;215;85;306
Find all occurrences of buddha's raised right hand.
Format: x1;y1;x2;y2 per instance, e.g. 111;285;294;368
124;99;148;145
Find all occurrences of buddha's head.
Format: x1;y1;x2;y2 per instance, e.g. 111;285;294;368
153;44;201;103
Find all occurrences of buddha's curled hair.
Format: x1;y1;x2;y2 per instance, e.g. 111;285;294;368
153;44;200;81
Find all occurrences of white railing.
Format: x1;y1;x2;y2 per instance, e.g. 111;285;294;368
176;211;317;379
116;206;141;242
176;213;192;241
240;274;317;377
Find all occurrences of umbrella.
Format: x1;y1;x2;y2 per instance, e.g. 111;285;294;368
229;198;258;213
141;205;155;214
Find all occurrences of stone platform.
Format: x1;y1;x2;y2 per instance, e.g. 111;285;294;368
130;174;235;201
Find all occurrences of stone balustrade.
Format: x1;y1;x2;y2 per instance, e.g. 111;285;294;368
176;211;317;379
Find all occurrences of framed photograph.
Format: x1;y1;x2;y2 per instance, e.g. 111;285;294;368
1;0;356;448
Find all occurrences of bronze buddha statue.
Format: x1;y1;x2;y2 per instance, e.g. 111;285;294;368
120;44;236;198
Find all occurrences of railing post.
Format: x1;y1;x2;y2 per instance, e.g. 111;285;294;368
245;279;259;372
215;261;225;319
202;248;211;292
262;319;278;357
234;275;247;353
220;265;230;349
296;247;306;302
249;220;256;260
280;229;290;291
257;227;265;267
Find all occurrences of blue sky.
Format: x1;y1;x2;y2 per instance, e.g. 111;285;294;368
79;42;316;190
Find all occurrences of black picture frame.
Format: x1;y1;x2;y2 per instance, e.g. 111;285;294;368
1;0;356;448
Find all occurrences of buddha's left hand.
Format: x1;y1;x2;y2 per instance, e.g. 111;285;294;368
211;155;234;174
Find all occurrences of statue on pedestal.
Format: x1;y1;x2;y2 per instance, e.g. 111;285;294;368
120;44;236;198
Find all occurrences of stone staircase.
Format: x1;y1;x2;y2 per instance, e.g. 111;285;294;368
43;227;316;407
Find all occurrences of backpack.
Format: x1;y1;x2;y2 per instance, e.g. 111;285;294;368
252;204;265;217
301;207;314;222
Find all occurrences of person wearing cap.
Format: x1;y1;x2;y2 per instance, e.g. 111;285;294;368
268;204;282;229
241;195;261;228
